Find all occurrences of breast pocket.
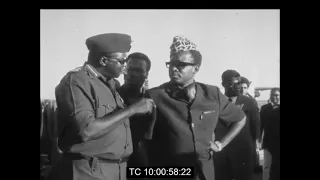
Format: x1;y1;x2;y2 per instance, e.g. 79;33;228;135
95;101;116;118
199;109;219;130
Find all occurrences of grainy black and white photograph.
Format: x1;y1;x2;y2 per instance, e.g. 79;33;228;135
40;9;280;180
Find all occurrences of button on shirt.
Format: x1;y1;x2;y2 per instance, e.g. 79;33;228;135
144;82;246;164
55;63;132;160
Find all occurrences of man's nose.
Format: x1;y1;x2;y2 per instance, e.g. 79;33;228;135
170;66;179;72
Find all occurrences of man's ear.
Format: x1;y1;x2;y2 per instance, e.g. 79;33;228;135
193;65;200;74
221;81;226;88
99;56;108;66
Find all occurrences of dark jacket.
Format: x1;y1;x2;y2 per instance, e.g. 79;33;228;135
260;103;280;152
215;95;260;153
143;82;245;180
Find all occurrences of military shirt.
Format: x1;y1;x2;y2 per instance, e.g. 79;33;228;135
55;63;132;160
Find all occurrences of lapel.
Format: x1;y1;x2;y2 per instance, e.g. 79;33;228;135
190;83;203;109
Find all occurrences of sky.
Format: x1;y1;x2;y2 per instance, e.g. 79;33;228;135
40;9;279;100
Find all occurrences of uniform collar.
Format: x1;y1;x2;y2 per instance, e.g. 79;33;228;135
84;62;109;82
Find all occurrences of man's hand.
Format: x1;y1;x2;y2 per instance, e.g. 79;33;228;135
256;140;262;150
209;141;220;153
130;98;156;115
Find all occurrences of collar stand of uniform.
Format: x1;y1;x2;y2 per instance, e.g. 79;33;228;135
85;63;99;78
85;63;114;84
85;63;103;79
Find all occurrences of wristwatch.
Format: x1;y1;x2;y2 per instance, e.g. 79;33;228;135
214;141;223;152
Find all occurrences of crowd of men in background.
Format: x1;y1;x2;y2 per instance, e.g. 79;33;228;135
40;33;280;180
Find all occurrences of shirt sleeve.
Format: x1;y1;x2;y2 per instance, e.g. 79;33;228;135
217;88;246;126
55;76;95;142
143;91;157;140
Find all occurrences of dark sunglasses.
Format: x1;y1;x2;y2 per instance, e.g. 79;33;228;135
228;81;242;88
106;57;127;65
165;61;197;70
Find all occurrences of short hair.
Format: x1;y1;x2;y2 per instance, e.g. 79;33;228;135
271;87;280;94
241;76;250;87
127;52;151;72
222;70;241;82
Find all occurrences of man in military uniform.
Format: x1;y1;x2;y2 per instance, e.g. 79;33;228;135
142;36;247;180
118;52;151;172
214;70;261;180
48;33;155;180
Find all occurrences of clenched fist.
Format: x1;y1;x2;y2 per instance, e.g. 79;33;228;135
130;98;156;115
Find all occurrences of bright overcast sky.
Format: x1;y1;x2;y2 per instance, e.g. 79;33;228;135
41;9;279;99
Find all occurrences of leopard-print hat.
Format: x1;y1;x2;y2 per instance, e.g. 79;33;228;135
170;36;199;56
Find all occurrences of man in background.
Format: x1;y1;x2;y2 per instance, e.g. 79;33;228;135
260;88;280;180
240;76;256;100
240;76;261;172
118;52;151;175
214;70;260;180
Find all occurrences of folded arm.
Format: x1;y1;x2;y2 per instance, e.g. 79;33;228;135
219;116;246;148
217;88;246;149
